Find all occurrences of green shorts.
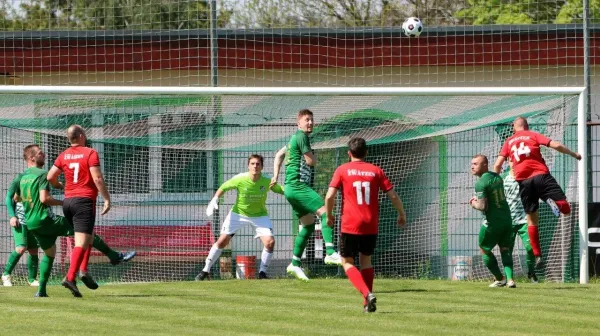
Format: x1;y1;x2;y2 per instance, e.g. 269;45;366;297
12;225;39;250
478;224;512;253
284;183;324;218
509;222;529;250
30;216;74;250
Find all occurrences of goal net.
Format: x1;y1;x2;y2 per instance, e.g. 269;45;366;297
0;87;584;284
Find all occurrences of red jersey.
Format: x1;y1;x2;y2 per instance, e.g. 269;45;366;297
53;146;100;200
329;161;394;235
499;130;551;181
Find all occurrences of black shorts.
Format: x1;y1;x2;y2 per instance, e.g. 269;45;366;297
63;197;96;234
339;233;377;258
518;174;566;214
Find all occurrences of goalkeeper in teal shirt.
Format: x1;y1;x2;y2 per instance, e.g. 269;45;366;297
196;154;284;281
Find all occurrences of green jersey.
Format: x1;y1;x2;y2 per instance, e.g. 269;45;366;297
474;172;511;229
19;167;55;230
284;129;314;186
5;173;23;219
501;171;527;226
219;172;284;218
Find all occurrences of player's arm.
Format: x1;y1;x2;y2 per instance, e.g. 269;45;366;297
90;152;111;217
206;175;239;216
46;165;64;189
39;177;62;206
324;187;338;228
5;175;20;227
297;132;316;166
270;183;284;195
548;140;582;160
470;181;487;211
492;156;506;174
386;190;407;228
271;146;287;186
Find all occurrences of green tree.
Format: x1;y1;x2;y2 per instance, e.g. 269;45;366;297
456;0;567;24
555;0;600;23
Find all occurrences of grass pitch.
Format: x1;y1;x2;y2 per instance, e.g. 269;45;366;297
1;279;598;335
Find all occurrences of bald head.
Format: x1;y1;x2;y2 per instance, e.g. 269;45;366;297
513;117;529;132
67;124;87;145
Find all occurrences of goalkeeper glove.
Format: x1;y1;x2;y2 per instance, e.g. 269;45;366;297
206;197;219;217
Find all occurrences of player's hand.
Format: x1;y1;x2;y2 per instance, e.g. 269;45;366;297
326;213;335;227
101;200;111;215
397;214;406;229
269;176;278;188
9;217;19;228
575;153;582;161
206;197;218;217
469;196;477;206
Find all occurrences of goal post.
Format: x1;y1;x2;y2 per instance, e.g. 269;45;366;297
0;85;588;284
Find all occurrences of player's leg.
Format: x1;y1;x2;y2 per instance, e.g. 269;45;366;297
30;230;58;298
539;174;571;216
359;235;377;312
2;226;27;286
518;177;543;266
196;211;239;281
340;233;374;312
498;227;515;288
479;226;505;287
254;216;275;279
516;223;537;282
314;206;338;259
286;213;313;281
26;227;40;286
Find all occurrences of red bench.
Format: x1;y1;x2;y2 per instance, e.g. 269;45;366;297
60;223;215;263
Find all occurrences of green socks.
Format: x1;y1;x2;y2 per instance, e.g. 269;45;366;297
292;224;315;266
500;250;513;281
28;255;39;283
93;234;120;261
38;255;54;295
482;252;503;281
320;213;335;256
3;251;22;276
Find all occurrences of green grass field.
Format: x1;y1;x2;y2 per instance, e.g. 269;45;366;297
1;279;599;335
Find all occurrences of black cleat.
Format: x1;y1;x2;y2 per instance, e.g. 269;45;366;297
258;271;269;279
62;277;82;298
34;292;48;298
195;271;209;281
528;271;539;283
111;251;137;266
79;271;99;290
365;293;377;313
535;256;543;269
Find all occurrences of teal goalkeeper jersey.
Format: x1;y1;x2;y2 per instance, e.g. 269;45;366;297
218;173;284;217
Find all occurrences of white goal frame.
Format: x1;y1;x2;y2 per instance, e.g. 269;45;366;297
0;85;589;284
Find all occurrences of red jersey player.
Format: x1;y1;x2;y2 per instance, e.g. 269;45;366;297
47;125;111;297
493;116;581;268
325;137;406;313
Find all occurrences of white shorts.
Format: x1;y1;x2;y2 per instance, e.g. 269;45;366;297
220;211;273;238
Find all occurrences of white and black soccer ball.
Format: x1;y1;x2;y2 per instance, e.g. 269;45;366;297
402;17;423;37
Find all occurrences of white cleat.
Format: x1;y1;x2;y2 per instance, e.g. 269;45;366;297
488;278;507;287
324;252;342;266
546;199;561;217
507;280;516;288
2;274;13;287
29;280;40;287
286;263;309;282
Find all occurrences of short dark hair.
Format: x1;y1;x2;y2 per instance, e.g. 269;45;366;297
472;154;488;165
248;154;264;166
348;137;367;159
297;109;313;119
23;144;39;161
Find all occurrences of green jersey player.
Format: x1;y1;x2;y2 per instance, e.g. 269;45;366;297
502;161;538;283
272;109;342;281
2;173;40;287
197;154;284;280
470;154;515;288
15;144;135;297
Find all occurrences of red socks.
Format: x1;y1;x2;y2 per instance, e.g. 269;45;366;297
67;247;85;281
555;200;571;215
528;225;541;257
345;266;370;298
79;246;92;273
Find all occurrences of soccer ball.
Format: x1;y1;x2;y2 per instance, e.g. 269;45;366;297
402;17;423;37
